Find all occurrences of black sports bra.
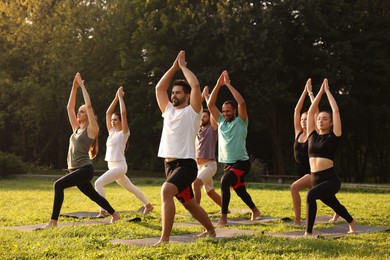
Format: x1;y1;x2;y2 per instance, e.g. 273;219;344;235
308;131;340;160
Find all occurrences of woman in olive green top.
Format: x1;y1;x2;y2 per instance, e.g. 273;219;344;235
42;72;120;228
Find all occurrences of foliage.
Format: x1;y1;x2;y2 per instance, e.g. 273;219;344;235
0;0;389;182
0;151;26;176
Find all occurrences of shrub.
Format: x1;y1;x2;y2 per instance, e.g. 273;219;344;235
0;152;26;176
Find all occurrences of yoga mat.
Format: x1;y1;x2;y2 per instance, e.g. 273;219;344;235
4;217;141;232
270;224;390;239
174;216;284;227
176;208;252;218
4;219;111;232
60;210;141;219
284;216;343;226
110;228;257;246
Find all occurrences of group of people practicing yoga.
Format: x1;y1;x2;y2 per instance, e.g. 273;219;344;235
41;50;356;243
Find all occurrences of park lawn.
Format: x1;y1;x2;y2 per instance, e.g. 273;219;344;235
0;177;389;259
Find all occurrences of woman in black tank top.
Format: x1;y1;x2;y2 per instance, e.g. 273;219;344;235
290;79;316;225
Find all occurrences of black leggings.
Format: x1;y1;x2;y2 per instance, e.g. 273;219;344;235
221;160;256;214
51;165;115;220
306;167;353;233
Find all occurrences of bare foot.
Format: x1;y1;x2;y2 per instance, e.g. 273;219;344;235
41;219;57;229
216;220;228;227
143;203;154;214
328;213;340;223
347;219;357;234
96;210;108;218
110;212;120;223
195;229;216;239
293;220;302;226
152;239;169;246
216;214;228;226
250;207;260;221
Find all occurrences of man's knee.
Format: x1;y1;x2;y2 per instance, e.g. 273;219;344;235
161;182;178;199
206;189;215;196
220;173;232;187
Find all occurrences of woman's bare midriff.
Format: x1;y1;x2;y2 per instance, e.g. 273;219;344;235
309;157;334;172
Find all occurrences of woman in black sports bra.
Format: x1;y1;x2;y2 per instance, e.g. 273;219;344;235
305;79;356;235
290;79;315;225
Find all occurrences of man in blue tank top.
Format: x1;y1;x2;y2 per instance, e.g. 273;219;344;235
207;70;260;226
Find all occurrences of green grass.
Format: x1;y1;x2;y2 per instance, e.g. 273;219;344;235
0;177;389;259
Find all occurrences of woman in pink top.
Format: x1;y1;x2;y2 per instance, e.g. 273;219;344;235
94;86;153;217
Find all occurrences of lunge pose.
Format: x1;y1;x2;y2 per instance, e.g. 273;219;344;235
193;86;222;208
305;78;356;235
42;73;120;228
290;79;315;225
154;51;215;245
291;79;338;225
207;70;260;226
94;86;153;217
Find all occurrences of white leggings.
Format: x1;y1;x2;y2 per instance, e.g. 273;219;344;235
95;160;150;211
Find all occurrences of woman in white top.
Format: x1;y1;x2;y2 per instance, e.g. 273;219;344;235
95;86;153;217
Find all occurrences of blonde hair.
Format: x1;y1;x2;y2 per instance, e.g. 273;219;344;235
89;114;99;159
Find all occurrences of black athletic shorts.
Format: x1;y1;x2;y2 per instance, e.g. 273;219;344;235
164;159;197;203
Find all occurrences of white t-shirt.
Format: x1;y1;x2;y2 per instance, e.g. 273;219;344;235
105;128;130;162
158;102;200;159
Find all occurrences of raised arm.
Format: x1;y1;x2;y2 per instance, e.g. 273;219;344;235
177;51;201;113
307;80;326;137
75;73;99;139
294;79;313;138
324;79;342;136
307;79;320;133
67;74;80;132
106;89;119;132
224;71;247;121
155;53;180;113
117;86;129;134
203;86;218;130
207;72;224;123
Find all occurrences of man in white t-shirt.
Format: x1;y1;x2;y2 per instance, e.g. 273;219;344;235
154;51;215;245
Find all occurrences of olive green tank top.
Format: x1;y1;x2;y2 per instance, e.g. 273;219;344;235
67;128;94;169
